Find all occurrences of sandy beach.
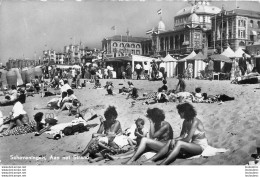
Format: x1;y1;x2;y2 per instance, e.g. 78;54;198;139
0;78;260;165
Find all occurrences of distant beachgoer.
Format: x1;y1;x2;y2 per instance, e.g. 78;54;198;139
143;62;150;79
176;75;186;92
126;62;132;79
144;102;208;165
135;63;142;80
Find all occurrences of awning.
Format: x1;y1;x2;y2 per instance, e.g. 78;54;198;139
250;30;257;35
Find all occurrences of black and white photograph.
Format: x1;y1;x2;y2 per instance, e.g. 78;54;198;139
0;0;260;176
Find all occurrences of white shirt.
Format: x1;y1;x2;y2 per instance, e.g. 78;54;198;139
60;84;71;93
71;69;76;77
143;64;149;71
159;62;166;68
135;64;142;70
12;101;26;118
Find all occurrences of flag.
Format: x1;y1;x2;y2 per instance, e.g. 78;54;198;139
157;9;162;15
111;26;116;30
146;29;153;35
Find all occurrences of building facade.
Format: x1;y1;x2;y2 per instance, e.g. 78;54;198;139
102;35;148;58
211;9;260;52
143;0;221;57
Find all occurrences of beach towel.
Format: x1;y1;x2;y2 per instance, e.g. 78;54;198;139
139;146;229;161
186;145;229;159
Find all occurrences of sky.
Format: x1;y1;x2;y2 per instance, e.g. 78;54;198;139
0;0;260;64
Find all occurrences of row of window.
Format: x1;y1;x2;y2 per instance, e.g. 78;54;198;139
112;42;141;48
249;20;260;28
175;15;211;25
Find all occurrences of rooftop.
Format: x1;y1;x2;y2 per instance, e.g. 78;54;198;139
105;35;149;43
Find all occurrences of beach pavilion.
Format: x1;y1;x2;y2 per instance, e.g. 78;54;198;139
176;51;197;76
161;54;177;78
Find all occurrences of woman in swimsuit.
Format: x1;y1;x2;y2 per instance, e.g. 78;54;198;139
145;102;208;165
80;106;122;159
124;108;173;165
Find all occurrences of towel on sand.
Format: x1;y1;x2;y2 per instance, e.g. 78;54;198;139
140;145;229;160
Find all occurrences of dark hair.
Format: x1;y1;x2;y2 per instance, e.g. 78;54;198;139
64;80;68;84
11;85;16;90
72;99;80;106
158;87;163;92
67;89;74;95
162;80;167;85
195;87;201;93
34;112;44;122
104;106;118;120
35;76;38;79
61;91;68;98
146;108;165;123
176;102;197;121
135;118;144;125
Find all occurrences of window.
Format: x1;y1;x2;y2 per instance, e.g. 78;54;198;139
136;50;140;55
238;30;246;38
131;44;135;48
250;20;254;28
125;43;130;48
120;43;124;47
113;43;118;47
136;44;141;48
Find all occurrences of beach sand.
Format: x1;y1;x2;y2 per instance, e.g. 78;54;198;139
0;78;259;165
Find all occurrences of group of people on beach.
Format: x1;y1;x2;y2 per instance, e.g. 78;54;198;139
76;102;208;165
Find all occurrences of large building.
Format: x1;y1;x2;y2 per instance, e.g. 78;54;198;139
142;0;221;57
101;35;149;58
211;8;260;53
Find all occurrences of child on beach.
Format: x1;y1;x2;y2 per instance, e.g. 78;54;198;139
93;79;102;89
192;87;204;103
156;88;168;103
104;81;114;95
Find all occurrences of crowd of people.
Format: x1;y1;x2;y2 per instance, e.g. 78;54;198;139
0;54;258;165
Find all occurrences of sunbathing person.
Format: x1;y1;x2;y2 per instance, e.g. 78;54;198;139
80;106;122;160
0;97;35;137
123;107;173;164
145;102;208;165
105;118;148;160
34;91;68;110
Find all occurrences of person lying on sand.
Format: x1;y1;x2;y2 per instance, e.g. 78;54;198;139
34;91;68;110
123;107;173;165
79;106;122;160
144;102;208;165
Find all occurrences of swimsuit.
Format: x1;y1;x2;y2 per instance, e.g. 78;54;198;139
191;128;208;151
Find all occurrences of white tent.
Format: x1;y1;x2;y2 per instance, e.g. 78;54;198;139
190;52;207;78
178;51;197;62
162;54;177;77
221;46;236;58
131;55;158;75
177;51;197;75
234;48;251;58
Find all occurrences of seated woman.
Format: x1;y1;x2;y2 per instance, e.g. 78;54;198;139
0;97;35;137
126;87;139;100
145;102;208;165
124;107;173;165
34;112;58;136
59;89;78;112
0;85;18;106
79;106;122;160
